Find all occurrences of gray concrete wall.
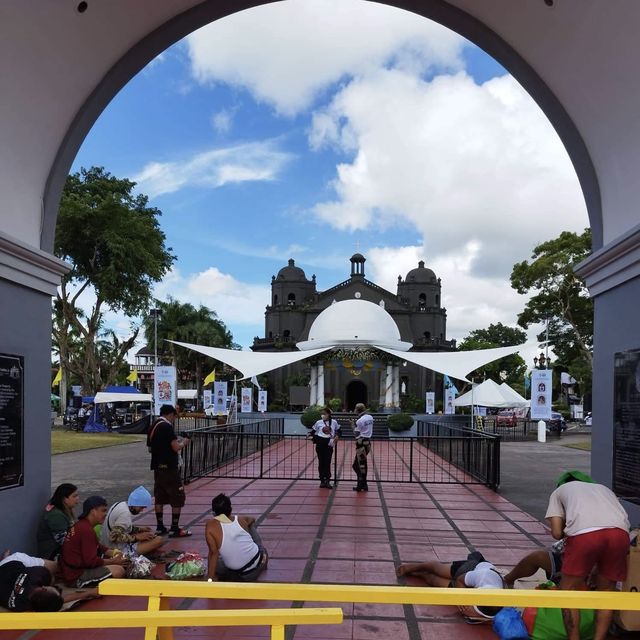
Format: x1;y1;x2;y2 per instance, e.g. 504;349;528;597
0;278;53;552
592;276;640;524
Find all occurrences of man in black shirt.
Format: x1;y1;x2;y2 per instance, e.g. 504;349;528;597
0;559;62;612
147;404;191;537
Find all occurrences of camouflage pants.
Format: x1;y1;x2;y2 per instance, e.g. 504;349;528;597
352;438;371;481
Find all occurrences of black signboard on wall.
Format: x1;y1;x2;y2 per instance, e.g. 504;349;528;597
0;354;24;490
613;349;640;504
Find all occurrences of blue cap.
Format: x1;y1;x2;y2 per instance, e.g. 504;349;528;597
128;486;152;508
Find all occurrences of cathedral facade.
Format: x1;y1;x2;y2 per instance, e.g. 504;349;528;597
251;254;456;411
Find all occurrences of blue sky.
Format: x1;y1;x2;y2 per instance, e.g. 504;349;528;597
72;0;587;360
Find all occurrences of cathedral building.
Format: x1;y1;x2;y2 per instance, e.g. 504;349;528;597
251;254;456;410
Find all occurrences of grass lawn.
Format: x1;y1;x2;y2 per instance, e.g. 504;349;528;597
563;441;592;451
51;430;144;455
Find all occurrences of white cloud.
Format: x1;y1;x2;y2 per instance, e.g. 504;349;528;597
153;267;269;332
309;70;587;276
133;140;293;197
186;0;465;115
211;109;233;134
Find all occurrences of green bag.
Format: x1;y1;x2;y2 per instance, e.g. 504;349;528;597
523;582;595;640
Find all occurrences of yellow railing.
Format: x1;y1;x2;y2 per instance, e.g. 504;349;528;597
0;606;342;640
97;579;640;639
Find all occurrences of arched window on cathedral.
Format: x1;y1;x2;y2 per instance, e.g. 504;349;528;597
423;331;431;341
435;294;440;306
283;329;291;339
287;293;296;306
273;294;278;306
418;293;426;311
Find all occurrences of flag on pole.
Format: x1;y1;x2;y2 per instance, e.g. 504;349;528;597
443;374;458;394
51;368;62;388
204;369;216;386
250;375;261;390
126;369;138;383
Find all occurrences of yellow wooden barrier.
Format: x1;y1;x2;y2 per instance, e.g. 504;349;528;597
100;579;640;611
0;606;343;640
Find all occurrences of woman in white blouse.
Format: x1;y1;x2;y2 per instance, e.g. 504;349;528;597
308;407;340;488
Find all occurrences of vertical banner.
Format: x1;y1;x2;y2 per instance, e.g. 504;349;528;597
530;369;552;420
154;366;177;414
213;381;228;414
241;387;252;413
258;390;268;413
444;387;456;414
203;390;212;413
425;391;435;414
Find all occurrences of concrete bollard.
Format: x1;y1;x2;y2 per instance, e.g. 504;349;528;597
538;420;546;443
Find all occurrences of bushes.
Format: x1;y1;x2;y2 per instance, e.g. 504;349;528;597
387;413;414;432
300;405;323;428
327;397;342;412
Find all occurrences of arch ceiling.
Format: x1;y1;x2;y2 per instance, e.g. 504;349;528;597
1;0;638;257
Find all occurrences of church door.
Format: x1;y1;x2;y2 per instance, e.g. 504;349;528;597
346;380;367;411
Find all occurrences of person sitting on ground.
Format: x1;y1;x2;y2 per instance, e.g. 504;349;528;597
36;483;80;560
205;493;268;582
59;496;129;588
100;486;165;557
397;551;504;620
0;552;99;611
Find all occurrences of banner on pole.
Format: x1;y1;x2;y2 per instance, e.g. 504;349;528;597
154;366;177;414
530;369;552;420
444;386;457;415
203;390;212;413
213;381;228;415
425;392;435;414
258;390;268;413
241;387;252;413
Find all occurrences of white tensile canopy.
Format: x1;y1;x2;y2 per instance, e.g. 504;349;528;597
453;378;528;408
177;389;198;400
376;345;523;383
169;341;333;380
171;340;523;383
93;392;153;404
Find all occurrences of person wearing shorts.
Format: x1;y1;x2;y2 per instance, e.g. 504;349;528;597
396;551;504;621
546;470;630;640
59;496;129;588
503;541;564;586
147;404;192;537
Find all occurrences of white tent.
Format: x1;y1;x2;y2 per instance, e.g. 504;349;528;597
177;389;197;400
453;378;526;408
499;383;529;407
375;345;523;382
93;392;153;404
169;341;333;380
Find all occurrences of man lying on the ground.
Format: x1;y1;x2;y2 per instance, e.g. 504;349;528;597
0;552;97;611
396;551;504;620
60;496;129;588
100;486;165;557
205;493;268;582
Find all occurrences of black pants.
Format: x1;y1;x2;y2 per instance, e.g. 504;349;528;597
352;438;370;484
315;438;333;482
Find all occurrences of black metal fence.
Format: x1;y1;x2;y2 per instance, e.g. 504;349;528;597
178;418;500;489
416;420;501;489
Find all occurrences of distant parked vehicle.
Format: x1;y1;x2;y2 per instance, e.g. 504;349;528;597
495;410;518;427
547;411;567;434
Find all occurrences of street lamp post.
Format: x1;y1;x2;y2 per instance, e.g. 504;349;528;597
150;308;162;367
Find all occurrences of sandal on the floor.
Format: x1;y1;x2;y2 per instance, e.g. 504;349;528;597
168;528;192;538
155;526;168;536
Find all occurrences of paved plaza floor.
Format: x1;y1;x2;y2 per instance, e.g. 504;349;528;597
2;436;587;640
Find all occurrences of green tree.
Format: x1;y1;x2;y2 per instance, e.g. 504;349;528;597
458;323;527;388
54;167;175;396
142;298;236;406
510;228;593;393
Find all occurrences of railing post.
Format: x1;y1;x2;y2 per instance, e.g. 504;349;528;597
409;437;414;482
260;433;264;478
270;624;285;640
333;440;338;484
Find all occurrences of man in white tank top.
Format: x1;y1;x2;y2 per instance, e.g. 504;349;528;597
205;493;268;582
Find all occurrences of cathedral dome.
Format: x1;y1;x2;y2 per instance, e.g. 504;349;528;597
405;260;437;283
276;258;307;281
297;299;412;351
